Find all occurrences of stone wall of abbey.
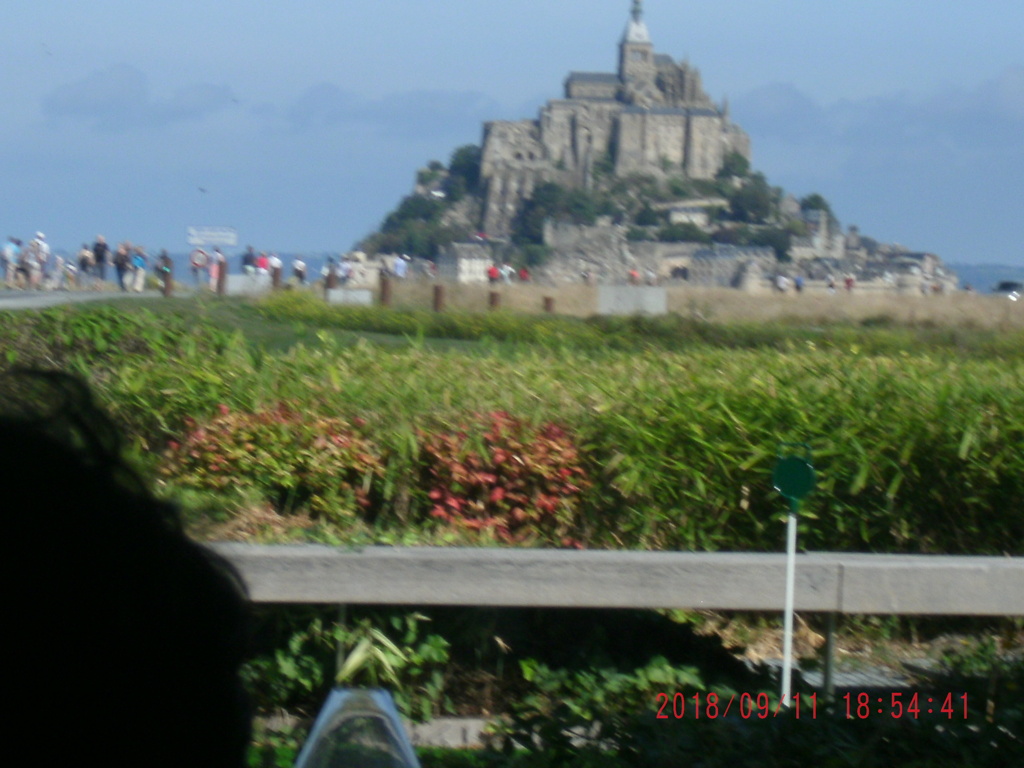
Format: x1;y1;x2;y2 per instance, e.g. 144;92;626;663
479;2;751;236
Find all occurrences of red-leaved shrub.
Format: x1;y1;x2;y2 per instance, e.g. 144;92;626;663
420;411;590;546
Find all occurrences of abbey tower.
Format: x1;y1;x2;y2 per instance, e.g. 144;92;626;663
480;1;751;236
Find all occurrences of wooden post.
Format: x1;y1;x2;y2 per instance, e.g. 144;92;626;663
271;265;282;289
433;284;445;312
379;273;392;307
543;296;555;313
216;257;227;296
324;265;337;300
489;291;501;310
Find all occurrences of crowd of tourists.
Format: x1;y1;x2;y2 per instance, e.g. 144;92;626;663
5;235;533;295
2;233;171;293
487;261;531;284
188;246;310;289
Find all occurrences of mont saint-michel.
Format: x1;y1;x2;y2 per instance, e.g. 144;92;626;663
480;0;749;237
363;1;956;293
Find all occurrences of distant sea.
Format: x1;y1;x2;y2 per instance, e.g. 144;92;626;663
949;263;1024;293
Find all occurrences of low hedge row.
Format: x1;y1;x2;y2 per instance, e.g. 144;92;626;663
3;301;1021;554
256;290;1024;360
155;347;1023;554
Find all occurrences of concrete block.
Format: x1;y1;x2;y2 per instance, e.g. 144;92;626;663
225;273;272;296
597;286;667;315
408;718;489;748
326;288;373;306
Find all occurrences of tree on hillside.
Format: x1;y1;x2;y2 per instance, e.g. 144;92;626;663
799;193;832;217
512;182;606;244
711;227;742;245
363;193;468;258
717;151;751;179
729;173;775;224
445;145;482;201
748;227;792;262
785;219;809;237
513;183;564;244
382;195;445;233
656;223;712;244
634;204;661;227
667;176;694;198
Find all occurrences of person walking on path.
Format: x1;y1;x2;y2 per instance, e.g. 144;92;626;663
114;243;131;291
241;246;256;277
92;235;110;283
30;233;50;290
292;257;307;285
189;248;209;286
130;247;148;292
77;244;95;289
209;248;227;291
3;237;20;288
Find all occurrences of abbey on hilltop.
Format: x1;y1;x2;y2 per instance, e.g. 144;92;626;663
480;1;750;236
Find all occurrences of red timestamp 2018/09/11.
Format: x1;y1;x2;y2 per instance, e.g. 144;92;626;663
655;692;819;720
844;691;969;720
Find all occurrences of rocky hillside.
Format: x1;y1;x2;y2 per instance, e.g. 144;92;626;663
359;143;955;289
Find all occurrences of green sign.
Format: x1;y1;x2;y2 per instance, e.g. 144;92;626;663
773;449;816;502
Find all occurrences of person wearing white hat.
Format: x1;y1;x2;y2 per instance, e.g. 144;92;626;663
30;233;50;290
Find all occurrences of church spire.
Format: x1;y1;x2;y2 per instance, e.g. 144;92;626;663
623;0;650;44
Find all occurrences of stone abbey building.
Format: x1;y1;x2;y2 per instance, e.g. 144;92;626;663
480;1;751;236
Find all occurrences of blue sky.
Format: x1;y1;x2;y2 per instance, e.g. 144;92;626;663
2;0;1022;265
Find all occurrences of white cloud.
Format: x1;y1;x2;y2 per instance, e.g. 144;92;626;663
286;83;499;139
734;68;1024;261
41;64;235;130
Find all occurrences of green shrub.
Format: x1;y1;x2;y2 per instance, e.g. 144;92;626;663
0;304;232;370
164;403;382;519
243;608;452;721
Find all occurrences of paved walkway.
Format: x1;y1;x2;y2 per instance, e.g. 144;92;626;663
0;288;172;311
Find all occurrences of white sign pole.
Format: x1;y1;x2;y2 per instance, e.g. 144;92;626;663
773;450;814;709
781;506;798;705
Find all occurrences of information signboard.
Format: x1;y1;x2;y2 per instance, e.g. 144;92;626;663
186;226;238;248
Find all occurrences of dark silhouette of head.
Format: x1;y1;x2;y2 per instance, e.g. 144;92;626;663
1;370;250;767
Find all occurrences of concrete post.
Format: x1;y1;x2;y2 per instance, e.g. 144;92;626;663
822;612;837;702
